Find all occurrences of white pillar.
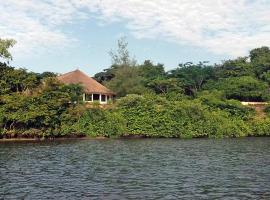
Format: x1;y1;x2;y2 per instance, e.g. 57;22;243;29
83;93;85;102
91;93;93;102
99;94;102;104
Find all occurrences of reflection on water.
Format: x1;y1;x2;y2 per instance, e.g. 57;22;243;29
0;138;270;199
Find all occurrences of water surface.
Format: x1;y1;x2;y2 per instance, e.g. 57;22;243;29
0;138;270;199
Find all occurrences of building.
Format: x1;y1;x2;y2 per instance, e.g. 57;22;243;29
57;69;115;104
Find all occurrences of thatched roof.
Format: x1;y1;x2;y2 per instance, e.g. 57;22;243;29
57;69;115;95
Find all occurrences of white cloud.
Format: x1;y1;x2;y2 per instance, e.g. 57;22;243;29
0;0;82;57
1;0;270;58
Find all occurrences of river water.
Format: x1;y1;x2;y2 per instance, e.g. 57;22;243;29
0;138;270;199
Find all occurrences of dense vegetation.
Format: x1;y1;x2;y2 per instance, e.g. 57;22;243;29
1;38;270;139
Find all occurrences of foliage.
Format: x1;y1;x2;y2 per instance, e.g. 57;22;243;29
168;62;214;96
250;118;270;136
109;37;136;66
116;94;251;138
105;65;150;97
250;46;270;77
204;76;269;101
147;78;184;94
0;38;16;61
215;57;254;78
61;108;126;137
197;90;254;119
0;76;83;138
138;60;165;80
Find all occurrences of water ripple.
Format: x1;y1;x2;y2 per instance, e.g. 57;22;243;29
0;138;270;199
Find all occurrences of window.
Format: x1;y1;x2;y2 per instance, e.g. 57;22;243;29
85;94;92;101
101;95;106;102
93;94;100;101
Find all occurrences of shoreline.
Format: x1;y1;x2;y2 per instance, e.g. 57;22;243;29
0;135;269;142
0;136;108;142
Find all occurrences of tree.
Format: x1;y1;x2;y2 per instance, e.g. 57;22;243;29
168;62;214;96
249;46;270;78
109;37;136;66
147;78;183;94
0;65;39;94
0;38;16;62
215;57;254;78
105;66;149;97
37;71;57;80
0;77;83;135
138;60;165;80
94;68;115;83
94;37;136;84
204;76;270;101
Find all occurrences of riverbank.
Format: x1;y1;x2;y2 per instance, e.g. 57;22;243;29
1;134;269;143
0;136;109;142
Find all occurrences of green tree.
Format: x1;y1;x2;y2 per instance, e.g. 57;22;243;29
109;37;136;66
106;66;149;97
138;60;165;80
147;78;183;94
250;46;270;77
0;64;39;94
168;62;214;96
94;37;135;84
204;76;269;101
0;38;16;61
215;57;254;78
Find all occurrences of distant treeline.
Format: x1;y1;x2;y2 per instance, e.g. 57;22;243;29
1;38;270;139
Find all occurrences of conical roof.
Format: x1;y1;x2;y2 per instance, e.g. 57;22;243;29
57;69;115;95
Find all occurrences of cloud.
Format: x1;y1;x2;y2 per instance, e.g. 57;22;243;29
80;0;270;56
1;0;270;58
0;0;82;57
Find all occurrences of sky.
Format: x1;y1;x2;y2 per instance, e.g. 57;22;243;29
1;0;270;75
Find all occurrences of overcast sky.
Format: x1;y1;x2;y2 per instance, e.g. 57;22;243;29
1;0;270;75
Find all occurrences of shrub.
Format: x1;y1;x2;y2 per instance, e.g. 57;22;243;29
198;90;254;119
60;108;126;137
116;94;250;138
250;118;270;136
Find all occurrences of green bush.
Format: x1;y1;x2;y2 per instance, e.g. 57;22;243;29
198;90;254;119
250;118;270;136
116;94;251;138
60;108;126;137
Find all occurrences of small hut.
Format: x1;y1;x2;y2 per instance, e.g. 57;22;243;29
57;69;115;104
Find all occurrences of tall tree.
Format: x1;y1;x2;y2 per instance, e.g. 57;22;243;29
109;37;136;66
94;37;136;84
106;66;149;97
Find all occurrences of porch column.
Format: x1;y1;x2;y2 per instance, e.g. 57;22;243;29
83;93;85;101
99;94;102;104
91;93;93;102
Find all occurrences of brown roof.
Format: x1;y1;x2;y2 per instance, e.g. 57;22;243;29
57;69;115;95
